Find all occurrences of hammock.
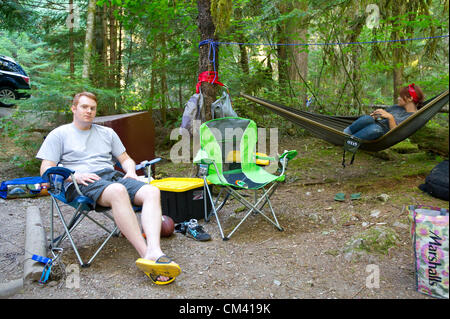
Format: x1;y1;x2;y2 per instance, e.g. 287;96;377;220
240;90;449;153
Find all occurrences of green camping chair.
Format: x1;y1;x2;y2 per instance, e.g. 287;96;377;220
194;117;297;240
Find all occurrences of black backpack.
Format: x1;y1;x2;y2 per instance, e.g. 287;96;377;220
419;160;449;201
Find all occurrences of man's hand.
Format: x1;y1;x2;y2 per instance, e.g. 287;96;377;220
123;171;139;180
116;151;138;180
73;172;101;186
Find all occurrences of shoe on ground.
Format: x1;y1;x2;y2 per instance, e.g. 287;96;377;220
185;219;211;241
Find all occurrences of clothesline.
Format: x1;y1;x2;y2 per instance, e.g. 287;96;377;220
200;34;449;48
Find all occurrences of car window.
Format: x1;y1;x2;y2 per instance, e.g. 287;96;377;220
0;60;9;71
0;60;25;75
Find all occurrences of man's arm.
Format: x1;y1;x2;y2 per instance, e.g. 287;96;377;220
40;159;57;177
116;152;139;180
40;159;100;186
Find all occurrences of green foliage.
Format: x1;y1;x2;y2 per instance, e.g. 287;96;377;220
0;0;38;32
0;0;448;171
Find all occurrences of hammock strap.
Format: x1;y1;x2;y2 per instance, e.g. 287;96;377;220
342;137;361;168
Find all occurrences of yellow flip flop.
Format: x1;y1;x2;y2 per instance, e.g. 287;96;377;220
136;255;181;279
145;272;176;285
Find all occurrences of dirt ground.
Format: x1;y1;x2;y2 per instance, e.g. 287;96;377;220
0;134;448;300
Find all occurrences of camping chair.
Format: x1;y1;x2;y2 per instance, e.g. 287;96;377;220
194;117;297;240
42;158;160;267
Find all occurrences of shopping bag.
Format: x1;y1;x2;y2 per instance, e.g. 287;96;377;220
408;205;449;299
211;90;237;119
180;92;204;136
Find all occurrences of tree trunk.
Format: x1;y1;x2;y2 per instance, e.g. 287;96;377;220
276;23;289;94
93;4;106;87
68;0;75;78
391;2;405;102
109;4;117;88
125;29;133;90
117;10;123;89
82;0;96;80
197;0;218;122
286;1;309;107
160;32;168;124
102;4;108;87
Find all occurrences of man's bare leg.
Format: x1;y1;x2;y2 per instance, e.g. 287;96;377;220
133;184;165;261
98;183;172;281
97;183;148;257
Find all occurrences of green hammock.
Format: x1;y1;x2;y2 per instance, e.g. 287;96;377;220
240;90;449;152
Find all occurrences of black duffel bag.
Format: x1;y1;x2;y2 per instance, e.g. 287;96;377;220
419;160;449;201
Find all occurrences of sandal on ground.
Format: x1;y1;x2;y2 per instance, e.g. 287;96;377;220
136;255;181;279
145;272;176;285
350;192;361;200
334;192;345;202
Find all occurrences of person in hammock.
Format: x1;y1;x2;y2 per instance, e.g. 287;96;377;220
343;83;424;140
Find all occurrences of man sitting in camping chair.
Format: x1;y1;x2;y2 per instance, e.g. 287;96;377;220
36;91;181;285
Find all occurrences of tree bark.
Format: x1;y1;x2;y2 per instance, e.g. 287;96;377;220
102;4;108;86
391;2;405;102
82;0;96;79
286;1;309;107
109;4;117;88
68;0;74;78
197;0;218;122
93;3;106;87
117;10;123;89
160;32;168;124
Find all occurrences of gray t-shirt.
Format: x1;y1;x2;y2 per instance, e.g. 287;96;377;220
377;105;414;131
36;123;126;173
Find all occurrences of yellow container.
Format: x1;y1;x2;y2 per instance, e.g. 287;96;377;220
149;177;211;222
150;177;209;192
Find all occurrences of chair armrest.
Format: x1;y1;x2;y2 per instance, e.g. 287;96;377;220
276;150;298;177
279;150;298;161
136;157;162;170
194;150;214;165
42;166;74;182
42;166;75;196
255;154;276;162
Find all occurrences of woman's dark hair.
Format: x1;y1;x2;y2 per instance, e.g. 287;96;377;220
399;84;424;109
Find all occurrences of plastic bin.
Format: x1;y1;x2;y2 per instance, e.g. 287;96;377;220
150;178;211;223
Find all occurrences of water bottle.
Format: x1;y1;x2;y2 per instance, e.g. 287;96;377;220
51;174;64;195
198;164;208;177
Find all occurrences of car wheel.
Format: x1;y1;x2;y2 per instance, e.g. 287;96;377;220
0;87;17;107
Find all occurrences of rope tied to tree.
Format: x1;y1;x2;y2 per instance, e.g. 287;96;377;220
199;39;220;85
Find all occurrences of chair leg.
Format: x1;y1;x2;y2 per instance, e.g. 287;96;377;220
49;197;119;267
203;178;226;240
222;183;283;239
51;198;87;266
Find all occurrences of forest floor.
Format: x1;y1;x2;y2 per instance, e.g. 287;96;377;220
0;129;448;300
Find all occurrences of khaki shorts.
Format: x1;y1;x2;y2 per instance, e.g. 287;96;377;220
65;168;146;210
